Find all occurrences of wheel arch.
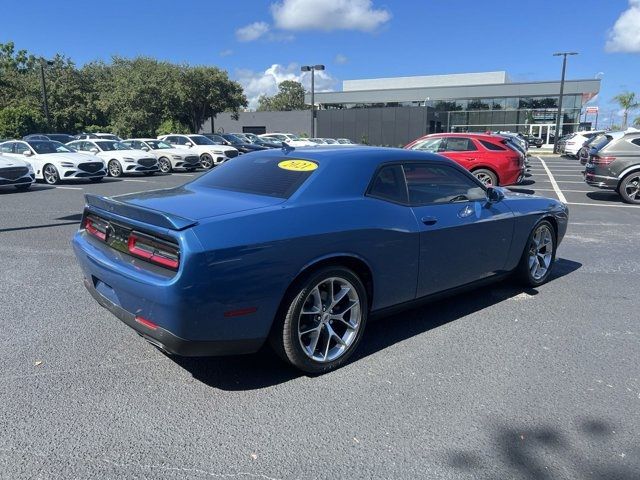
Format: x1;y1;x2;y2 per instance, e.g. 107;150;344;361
617;166;640;188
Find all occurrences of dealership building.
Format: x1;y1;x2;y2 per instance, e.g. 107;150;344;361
206;70;601;146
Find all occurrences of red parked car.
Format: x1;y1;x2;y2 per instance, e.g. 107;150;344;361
404;133;525;186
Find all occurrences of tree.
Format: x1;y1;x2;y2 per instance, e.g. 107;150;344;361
613;92;638;129
0;105;45;138
634;116;640;127
257;80;306;111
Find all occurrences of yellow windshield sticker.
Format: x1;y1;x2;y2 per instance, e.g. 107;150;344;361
278;159;318;172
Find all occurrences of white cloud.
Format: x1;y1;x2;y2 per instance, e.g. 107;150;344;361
271;0;391;32
219;49;233;57
235;63;338;109
335;53;348;64
605;0;640;52
236;22;270;42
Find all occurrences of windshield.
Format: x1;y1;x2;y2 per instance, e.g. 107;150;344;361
222;134;246;144
190;135;216;146
27;141;73;154
589;134;612;151
146;140;172;150
96;141;131;151
195;155;317;198
204;135;225;144
287;134;301;140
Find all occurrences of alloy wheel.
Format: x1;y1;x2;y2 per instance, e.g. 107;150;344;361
108;160;122;177
528;224;553;281
200;154;213;169
297;277;361;363
475;171;494;186
624;175;640;201
159;158;171;173
43;164;59;184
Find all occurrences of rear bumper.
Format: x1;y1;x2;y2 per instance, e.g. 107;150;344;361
584;171;618;190
83;277;263;356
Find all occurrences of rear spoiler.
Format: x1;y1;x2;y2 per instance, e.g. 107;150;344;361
84;194;197;231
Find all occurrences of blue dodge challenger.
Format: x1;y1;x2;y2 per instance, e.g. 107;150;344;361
72;146;568;373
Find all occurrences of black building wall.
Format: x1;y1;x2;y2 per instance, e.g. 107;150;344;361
317;106;442;146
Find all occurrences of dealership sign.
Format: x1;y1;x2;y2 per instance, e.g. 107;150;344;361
586;106;599;114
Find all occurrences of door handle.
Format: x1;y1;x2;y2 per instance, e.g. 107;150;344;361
421;216;438;226
465;157;475;161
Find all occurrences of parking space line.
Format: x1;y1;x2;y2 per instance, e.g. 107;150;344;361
537;157;567;203
567;202;640;209
122;179;148;183
55;186;83;190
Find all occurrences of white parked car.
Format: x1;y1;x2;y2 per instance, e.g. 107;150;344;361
67;139;159;177
258;133;316;147
158;134;238;169
122;138;200;173
563;130;606;157
74;132;123;141
0;139;106;185
0;153;35;191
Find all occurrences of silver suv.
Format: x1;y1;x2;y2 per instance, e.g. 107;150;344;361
584;129;640;204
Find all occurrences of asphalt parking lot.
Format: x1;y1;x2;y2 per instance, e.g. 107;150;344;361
1;156;639;479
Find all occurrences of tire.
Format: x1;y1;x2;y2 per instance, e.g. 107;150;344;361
200;153;214;169
472;168;498;187
89;177;103;183
42;164;60;185
158;157;172;173
270;266;368;374
618;171;640;204
108;160;122;177
516;220;556;287
15;183;31;191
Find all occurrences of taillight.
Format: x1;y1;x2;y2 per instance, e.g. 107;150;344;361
127;231;180;270
84;215;107;241
592;155;616;166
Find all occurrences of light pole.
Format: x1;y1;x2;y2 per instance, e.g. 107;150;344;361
552;51;578;153
39;59;54;130
301;64;325;138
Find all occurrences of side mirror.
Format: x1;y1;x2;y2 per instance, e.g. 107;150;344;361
23;150;33;157
486;186;504;203
141;146;150;151
90;147;99;154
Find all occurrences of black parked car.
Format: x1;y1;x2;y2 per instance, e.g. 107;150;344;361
584;130;640;204
523;134;544;148
201;133;268;154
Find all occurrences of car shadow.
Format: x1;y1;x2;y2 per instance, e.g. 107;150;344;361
0;184;54;195
507;187;537;195
445;417;638;479
586;191;627;204
174;258;582;391
0;213;83;233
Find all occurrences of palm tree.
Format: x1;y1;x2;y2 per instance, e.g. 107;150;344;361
613;92;639;129
634;116;640;128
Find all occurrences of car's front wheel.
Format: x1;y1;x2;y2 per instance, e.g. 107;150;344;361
200;154;214;169
271;266;368;373
108;160;122;177
42;164;60;185
618;171;640;204
517;220;556;287
158;157;172;173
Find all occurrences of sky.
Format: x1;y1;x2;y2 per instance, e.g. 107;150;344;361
2;0;639;125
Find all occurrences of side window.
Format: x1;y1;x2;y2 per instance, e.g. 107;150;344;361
1;142;14;153
16;142;30;154
165;136;177;144
173;136;186;145
409;137;444;152
403;164;486;206
480;140;506;151
631;139;640;147
443;137;477;152
368;165;408;204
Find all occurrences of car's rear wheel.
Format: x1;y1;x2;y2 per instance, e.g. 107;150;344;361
43;164;60;185
158;157;172;173
517;220;556;287
473;168;498;187
15;183;31;191
108;160;122;177
200;154;214;169
618;172;640;204
271;266;368;373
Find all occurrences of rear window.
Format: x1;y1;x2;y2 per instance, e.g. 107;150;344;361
479;140;506;151
590;134;612;152
194;155;317;198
